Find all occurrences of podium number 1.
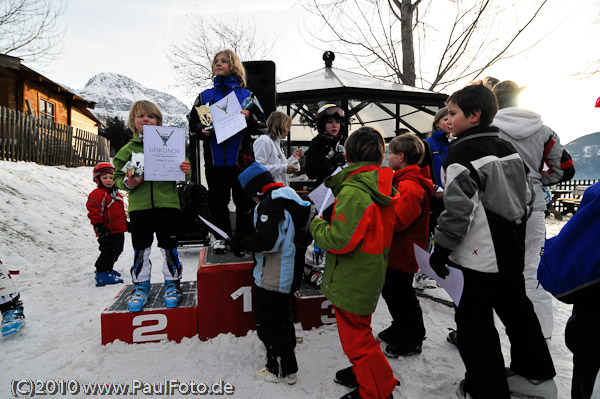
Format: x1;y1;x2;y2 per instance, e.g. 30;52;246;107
230;286;252;312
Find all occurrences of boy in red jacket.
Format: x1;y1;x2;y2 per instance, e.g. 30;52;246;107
379;134;433;357
86;162;127;286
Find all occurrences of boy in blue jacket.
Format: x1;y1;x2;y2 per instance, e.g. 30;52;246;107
231;162;312;386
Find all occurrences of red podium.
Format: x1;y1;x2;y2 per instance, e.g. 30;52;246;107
196;248;257;340
100;247;336;345
101;281;198;345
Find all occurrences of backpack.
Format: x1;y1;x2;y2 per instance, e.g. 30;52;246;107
537;183;600;303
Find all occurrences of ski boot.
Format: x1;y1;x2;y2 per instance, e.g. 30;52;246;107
1;308;25;337
128;280;151;312
163;280;181;308
95;271;124;287
506;368;557;399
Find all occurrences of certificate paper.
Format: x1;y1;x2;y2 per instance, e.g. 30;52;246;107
143;125;185;181
413;244;464;306
210;91;247;144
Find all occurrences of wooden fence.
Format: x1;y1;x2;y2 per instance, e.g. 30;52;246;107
551;179;599;213
0;105;109;167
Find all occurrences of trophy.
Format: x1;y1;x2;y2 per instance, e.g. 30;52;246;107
194;102;214;131
241;94;264;118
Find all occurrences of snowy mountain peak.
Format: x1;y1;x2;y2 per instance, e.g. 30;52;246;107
79;72;190;129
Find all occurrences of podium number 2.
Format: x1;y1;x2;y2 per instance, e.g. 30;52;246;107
132;314;168;342
231;286;252;312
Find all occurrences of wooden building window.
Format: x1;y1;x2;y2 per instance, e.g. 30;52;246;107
40;99;55;121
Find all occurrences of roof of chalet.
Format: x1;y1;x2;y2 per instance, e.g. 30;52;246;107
0;54;102;126
277;65;447;106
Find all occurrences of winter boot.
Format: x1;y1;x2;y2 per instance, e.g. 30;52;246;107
335;366;359;388
506;368;557;399
254;367;280;383
208;233;227;254
1;308;25;337
384;340;423;358
95;271;124;287
456;379;486;399
111;269;122;277
377;323;400;343
128;280;151;312
163;280;181;308
447;328;459;346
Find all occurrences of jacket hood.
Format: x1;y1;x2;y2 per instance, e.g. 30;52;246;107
430;130;447;141
393;164;434;199
271;186;312;208
493;107;543;139
326;162;394;206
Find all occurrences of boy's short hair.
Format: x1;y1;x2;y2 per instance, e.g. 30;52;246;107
267;111;292;140
212;49;246;88
344;127;385;164
388;134;425;166
128;100;162;136
446;83;498;126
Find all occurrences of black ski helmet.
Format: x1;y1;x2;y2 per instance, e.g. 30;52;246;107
93;162;115;186
315;104;346;135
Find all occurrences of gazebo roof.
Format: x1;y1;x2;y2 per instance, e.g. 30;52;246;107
277;65;447;106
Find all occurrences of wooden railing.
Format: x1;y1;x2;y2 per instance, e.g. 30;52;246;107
550;179;598;214
0;105;109;166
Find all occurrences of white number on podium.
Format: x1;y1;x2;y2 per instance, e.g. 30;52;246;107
321;300;336;324
132;314;168;342
230;286;252;312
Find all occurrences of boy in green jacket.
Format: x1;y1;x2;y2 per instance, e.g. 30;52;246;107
310;127;398;399
113;100;191;312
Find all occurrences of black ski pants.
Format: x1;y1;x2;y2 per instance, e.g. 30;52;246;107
205;165;254;236
95;232;124;272
456;268;556;399
255;286;298;378
381;268;426;344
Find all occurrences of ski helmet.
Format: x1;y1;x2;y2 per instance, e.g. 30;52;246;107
315;104;346;134
93;162;115;185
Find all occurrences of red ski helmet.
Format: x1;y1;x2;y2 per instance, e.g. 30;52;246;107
93;162;115;185
315;104;346;134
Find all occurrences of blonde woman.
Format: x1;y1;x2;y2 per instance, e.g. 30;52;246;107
253;111;301;186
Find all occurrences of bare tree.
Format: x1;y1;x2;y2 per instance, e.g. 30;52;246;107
301;0;549;91
168;12;274;94
0;0;66;63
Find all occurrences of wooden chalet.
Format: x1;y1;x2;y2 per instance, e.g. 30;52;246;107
0;54;101;133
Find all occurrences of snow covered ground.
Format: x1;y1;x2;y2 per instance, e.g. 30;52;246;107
0;160;573;398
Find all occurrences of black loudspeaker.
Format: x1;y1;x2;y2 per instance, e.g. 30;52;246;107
243;60;276;118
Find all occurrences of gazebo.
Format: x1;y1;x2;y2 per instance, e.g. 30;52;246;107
276;52;448;149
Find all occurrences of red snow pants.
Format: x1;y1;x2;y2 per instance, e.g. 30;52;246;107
334;305;398;399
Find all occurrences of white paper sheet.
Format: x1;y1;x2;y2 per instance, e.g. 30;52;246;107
210;91;247;144
199;215;230;240
308;167;342;217
413;244;464;306
143;125;185;181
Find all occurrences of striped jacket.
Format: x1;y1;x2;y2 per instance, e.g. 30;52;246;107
433;125;533;274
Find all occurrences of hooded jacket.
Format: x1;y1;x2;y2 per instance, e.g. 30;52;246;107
388;164;434;273
113;136;190;212
493;107;575;211
434;125;532;275
188;75;264;168
424;130;449;190
86;186;127;234
310;162;398;315
239;186;312;294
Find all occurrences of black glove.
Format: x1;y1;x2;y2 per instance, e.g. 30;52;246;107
229;233;245;257
331;151;346;167
94;223;110;240
429;244;452;279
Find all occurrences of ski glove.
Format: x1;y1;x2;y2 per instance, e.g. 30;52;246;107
229;233;245;257
429;244;452;279
94;223;110;240
331;151;346;168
